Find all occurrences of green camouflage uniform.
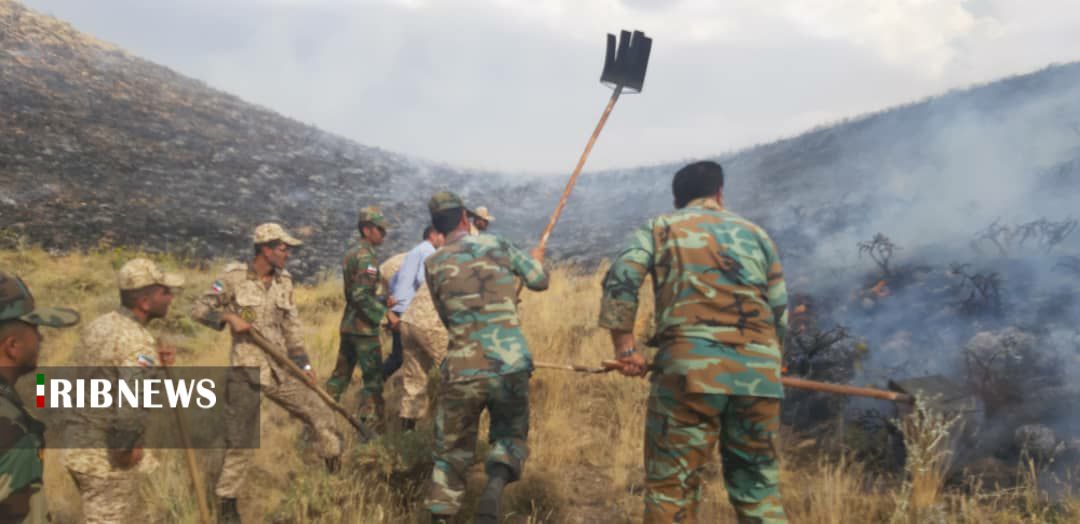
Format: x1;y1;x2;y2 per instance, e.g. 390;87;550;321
422;192;548;517
327;207;389;424
0;272;79;523
599;197;789;523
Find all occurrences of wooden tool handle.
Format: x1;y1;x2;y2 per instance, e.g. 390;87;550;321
536;86;623;252
162;365;212;524
600;359;913;403
248;329;374;440
781;376;914;403
517;87;624;297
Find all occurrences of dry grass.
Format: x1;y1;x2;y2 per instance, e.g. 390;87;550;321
2;246;1076;523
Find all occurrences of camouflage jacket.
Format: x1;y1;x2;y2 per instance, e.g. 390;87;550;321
0;376;46;523
599;197;789;398
340;236;387;336
425;232;548;382
62;308;161;475
191;262;307;383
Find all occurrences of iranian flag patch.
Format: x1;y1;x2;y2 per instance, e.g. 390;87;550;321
365;265;377;275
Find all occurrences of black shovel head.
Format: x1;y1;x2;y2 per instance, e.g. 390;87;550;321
601;30;652;93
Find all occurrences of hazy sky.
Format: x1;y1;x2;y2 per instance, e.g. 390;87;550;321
21;0;1080;174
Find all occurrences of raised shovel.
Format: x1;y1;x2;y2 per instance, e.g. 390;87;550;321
518;30;652;295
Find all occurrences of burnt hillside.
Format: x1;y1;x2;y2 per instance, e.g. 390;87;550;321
0;0;485;275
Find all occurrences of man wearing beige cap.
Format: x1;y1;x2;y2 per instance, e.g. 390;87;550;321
470;206;494;235
0;272;79;523
63;258;184;523
191;223;343;523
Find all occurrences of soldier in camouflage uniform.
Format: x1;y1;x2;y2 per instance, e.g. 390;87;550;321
62;258;184;524
0;272;79;523
382;227;447;430
396;260;449;429
599;161;789;523
326;206;391;431
422;192;548;523
190;223;343;522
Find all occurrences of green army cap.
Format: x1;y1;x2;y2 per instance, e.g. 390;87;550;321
357;206;388;230
0;272;80;328
428;191;475;217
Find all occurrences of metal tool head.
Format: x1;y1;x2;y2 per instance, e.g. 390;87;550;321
600;30;652;93
888;375;981;421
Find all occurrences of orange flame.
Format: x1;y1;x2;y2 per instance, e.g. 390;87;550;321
870;280;890;297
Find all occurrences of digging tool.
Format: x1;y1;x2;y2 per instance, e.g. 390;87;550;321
537;358;918;403
162;364;213;524
248;328;375;441
518;30;652;294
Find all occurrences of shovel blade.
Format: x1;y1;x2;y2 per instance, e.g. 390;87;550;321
600;29;652;93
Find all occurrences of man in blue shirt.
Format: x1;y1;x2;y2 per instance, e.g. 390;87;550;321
382;226;444;378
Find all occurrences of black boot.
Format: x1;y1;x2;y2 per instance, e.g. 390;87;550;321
218;497;240;524
400;417;417;432
325;456;341;474
475;464;512;524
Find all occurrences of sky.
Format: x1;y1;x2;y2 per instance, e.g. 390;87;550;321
20;0;1080;174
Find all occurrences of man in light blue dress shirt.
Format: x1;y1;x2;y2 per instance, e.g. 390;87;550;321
383;226;443;377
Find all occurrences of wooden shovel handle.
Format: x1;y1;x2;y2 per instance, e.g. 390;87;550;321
248;329;375;440
600;360;914;403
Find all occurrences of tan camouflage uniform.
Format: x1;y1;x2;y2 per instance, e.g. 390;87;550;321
380;251;447;419
62;309;162;523
191;257;343;499
62;258;184;523
398;282;448;419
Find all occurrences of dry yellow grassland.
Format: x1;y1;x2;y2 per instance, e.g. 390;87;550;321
2;246;1075;523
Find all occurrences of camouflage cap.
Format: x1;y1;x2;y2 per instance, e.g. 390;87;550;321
0;272;80;328
117;258;185;291
253;223;304;246
357;206;388;230
428;191;475;216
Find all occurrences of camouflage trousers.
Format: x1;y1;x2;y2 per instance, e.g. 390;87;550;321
216;366;343;498
397;322;447;420
425;371;530;516
67;469;150;524
645;373;786;523
326;334;384;424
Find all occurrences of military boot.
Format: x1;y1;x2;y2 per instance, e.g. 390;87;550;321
325;456;341;474
474;464;512;524
218;497;241;524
